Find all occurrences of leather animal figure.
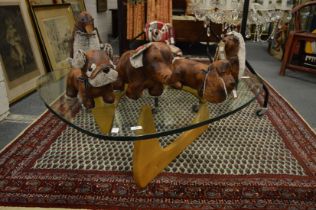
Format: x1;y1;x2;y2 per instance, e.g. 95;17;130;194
167;31;244;103
145;21;183;57
169;58;237;103
114;42;174;100
70;11;113;60
145;21;175;45
221;31;246;81
66;49;118;109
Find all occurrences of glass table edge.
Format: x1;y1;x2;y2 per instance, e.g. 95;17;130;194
38;82;263;142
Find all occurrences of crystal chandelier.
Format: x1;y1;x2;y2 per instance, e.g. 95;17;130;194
192;0;293;42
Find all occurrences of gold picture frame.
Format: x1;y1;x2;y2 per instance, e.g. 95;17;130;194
63;0;86;18
0;0;46;103
32;4;75;71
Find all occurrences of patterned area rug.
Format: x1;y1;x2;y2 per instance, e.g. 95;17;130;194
0;82;315;209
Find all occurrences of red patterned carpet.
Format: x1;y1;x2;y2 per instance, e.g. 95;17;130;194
0;82;315;209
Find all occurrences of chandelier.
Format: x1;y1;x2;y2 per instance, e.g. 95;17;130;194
192;0;293;41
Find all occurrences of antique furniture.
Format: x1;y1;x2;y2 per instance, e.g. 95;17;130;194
280;1;316;76
172;16;221;43
38;63;265;188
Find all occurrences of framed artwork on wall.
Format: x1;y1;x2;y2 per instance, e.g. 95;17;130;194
97;0;107;12
62;0;86;18
0;0;46;103
29;0;63;5
32;4;75;72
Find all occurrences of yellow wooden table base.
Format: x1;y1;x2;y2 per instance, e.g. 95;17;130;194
91;92;209;188
91;93;124;134
91;98;116;134
133;103;209;188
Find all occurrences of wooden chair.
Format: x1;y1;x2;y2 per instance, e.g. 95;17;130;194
279;1;316;76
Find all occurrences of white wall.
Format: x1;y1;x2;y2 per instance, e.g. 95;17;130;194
108;0;118;10
84;0;118;42
0;60;10;121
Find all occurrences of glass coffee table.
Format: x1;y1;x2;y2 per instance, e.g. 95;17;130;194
38;68;265;187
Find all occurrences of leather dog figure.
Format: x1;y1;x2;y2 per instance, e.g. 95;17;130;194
66;49;118;109
114;42;174;100
169;58;237;103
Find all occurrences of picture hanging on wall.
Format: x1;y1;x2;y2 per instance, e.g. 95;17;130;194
63;0;86;18
97;0;107;12
29;0;63;5
32;4;75;72
0;0;46;103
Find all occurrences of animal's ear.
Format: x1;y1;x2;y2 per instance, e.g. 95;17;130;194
129;43;152;68
69;49;86;69
217;61;230;75
103;43;113;60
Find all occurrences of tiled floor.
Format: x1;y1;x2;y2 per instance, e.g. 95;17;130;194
0;92;46;149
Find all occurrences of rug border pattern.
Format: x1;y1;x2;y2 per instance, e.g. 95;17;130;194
0;81;315;209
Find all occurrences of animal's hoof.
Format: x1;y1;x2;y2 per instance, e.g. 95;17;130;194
192;104;199;113
126;92;141;100
256;107;268;116
103;95;115;104
83;100;95;109
65;94;77;100
148;88;163;97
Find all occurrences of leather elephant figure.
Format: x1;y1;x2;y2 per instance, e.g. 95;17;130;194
66;49;118;109
114;42;174;100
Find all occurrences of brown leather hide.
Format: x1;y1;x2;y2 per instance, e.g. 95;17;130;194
114;42;173;100
210;59;236;94
221;34;240;83
66;50;115;109
170;58;236;103
227;56;239;82
222;34;240;59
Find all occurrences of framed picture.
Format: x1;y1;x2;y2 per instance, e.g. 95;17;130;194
97;0;107;12
29;0;63;5
0;0;46;103
32;4;75;72
63;0;86;18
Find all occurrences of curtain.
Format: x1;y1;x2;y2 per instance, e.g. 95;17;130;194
127;2;145;40
127;0;172;40
147;0;172;23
